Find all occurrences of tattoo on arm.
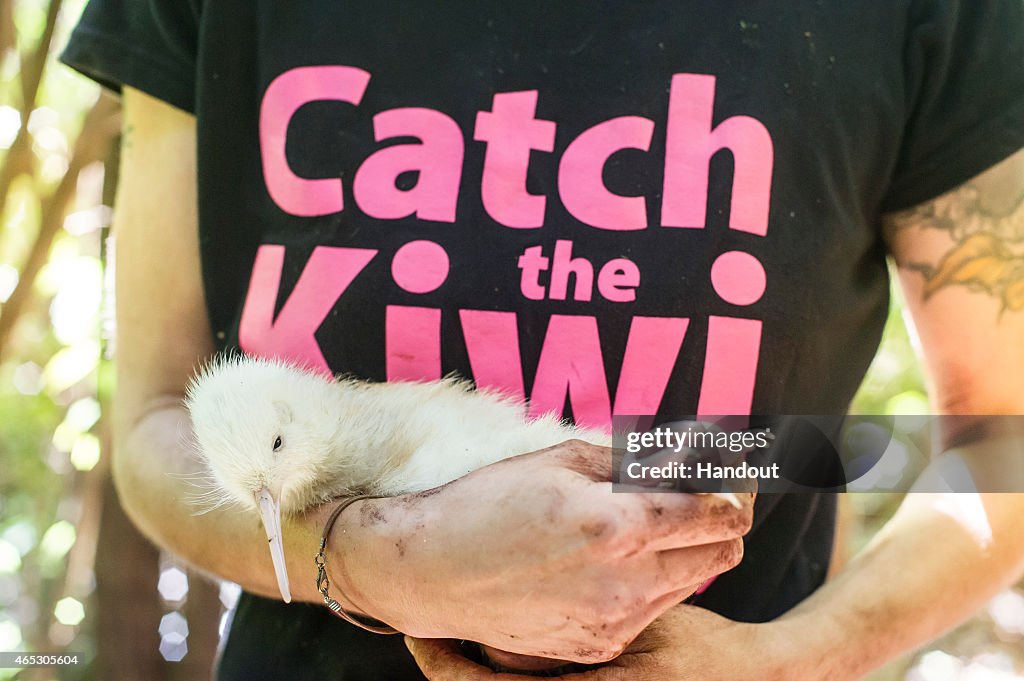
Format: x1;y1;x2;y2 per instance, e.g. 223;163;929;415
883;156;1024;313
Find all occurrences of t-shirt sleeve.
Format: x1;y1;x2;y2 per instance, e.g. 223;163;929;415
880;0;1024;212
59;0;201;113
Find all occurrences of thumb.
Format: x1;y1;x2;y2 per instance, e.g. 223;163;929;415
555;666;634;681
405;637;523;681
553;439;615;482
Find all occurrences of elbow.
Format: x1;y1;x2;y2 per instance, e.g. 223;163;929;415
930;357;1024;417
108;400;195;553
109;429;165;550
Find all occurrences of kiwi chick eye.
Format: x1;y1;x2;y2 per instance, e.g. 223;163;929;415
273;436;282;452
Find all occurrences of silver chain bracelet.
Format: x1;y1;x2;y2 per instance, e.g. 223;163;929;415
315;494;400;635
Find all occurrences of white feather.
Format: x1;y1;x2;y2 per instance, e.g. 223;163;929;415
185;353;611;514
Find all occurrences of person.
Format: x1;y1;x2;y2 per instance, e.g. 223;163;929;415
60;1;1024;679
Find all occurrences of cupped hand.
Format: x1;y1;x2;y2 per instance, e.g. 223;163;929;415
407;605;795;681
336;439;754;664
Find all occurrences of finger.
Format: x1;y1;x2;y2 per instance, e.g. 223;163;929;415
608;490;754;550
610;448;626;483
618;586;698;649
653;538;745;588
549;650;674;681
405;637;525;681
555;439;615;481
550;666;634;681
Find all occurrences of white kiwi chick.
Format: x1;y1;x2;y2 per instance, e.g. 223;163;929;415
184;353;741;608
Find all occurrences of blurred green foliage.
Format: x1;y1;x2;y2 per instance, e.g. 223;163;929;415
852;280;928;417
2;1;112;678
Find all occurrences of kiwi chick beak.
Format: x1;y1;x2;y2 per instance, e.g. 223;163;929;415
256;487;291;603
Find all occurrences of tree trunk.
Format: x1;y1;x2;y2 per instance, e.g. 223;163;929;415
173;574;221;681
93;473;167;681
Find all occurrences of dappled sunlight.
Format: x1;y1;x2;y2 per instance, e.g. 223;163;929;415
908;649;1024;681
0;264;17;302
988;590;1024;639
928;492;994;550
0;106;21;149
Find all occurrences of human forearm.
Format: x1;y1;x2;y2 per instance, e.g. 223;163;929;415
777;489;1024;680
787;146;1024;680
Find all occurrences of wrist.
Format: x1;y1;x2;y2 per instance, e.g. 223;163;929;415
326;495;420;630
325;498;392;616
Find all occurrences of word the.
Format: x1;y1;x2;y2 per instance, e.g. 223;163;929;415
518;240;639;302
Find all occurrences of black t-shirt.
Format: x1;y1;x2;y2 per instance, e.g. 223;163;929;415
62;2;1024;679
